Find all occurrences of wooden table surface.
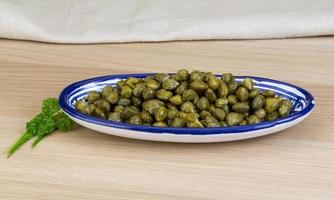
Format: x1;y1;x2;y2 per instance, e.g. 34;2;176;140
1;37;333;200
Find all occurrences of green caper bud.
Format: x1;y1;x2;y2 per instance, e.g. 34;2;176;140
155;107;168;122
264;97;281;113
242;78;254;90
228;82;239;94
278;99;292;117
193;95;199;105
215;98;228;108
196;97;210;111
208;104;216;113
187;121;204;128
216;81;229;98
122;106;139;119
166;102;178;110
156;89;173;101
125;77;140;88
145;75;155;80
207;77;220;91
75;100;95;115
266;111;279;121
169;95;183;106
105;91;119;104
220;121;228;127
222;104;230;114
168;109;179;119
243;112;249;118
87;91;101;103
247;115;260;124
236;87;249;102
140;111;153;123
204;72;215;82
226;112;244;126
252;95;265;110
182;89;197;101
262;89;275;98
175;69;189;81
133;83;146;97
200;110;212;119
213;108;225;121
171;118;185;127
120;85;132;98
221;73;235;84
142;99;164;115
249;88;260;98
153;122;168;127
227;95;238;106
162;79;179;90
113;105;124;112
205;89;217;103
191;80;208;91
154;73;170;83
175;82;188;95
116;80;125;90
239;120;248;126
108;112;122;122
232;102;250;113
254;108;266;120
93;107;107;119
101;85;113;97
94;99;111;112
131;96;143;107
181;102;196;113
190;70;203;82
142;87;156;100
205;116;220;127
146;79;160;90
117;98;131;106
128;114;142;125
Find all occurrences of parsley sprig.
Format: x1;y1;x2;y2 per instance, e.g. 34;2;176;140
7;98;75;158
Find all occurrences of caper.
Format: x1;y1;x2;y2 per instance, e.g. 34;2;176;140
108;112;122;122
101;85;113;97
207;77;220;91
175;69;189;81
154;73;170;83
128;114;142;125
153;122;168;127
196;97;210;111
264;97;281;113
156;89;173;101
217;81;229;98
226;112;244;126
222;104;230;114
262;89;275;98
208;104;216;114
113;105;124;113
181;102;196;113
140;111;153;123
133;83;146;97
200;110;212;119
120;85;133;98
204;72;215;82
117;98;131;106
215;98;229;108
168;109;180;120
182;89;197;101
166;102;178;110
191;80;208;91
94;99;111;112
220;121;228;127
205;116;220;127
232;102;250;113
213;108;225;121
169;95;183;106
93;107;107;119
278;99;293;117
254;108;266;120
125;77;140;88
147;79;160;90
242;78;254;90
190;70;203;82
228;82;239;94
236;87;249;102
266;111;279;121
142;87;156;100
171;118;185;127
221;73;235;84
175;82;188;95
105;91;119;104
154;106;168;122
205;89;217;103
142;99;164;115
252;95;265;110
162;79;179;90
122;106;139;119
249;88;260;98
247;115;260;124
116;80;125;90
227;95;238;106
131;96;143;107
239;120;248;126
75;100;95;115
87;91;101;103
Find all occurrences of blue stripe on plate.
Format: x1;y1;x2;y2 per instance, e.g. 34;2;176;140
59;74;315;135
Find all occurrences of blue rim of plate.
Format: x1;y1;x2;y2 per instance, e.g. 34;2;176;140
59;73;315;135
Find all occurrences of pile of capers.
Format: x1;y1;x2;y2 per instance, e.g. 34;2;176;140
75;70;293;128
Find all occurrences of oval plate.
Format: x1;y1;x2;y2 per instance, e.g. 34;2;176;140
59;74;315;143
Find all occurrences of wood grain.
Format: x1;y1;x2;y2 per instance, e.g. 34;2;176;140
1;37;333;200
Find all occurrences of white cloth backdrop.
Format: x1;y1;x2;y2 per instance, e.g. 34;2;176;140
0;0;334;43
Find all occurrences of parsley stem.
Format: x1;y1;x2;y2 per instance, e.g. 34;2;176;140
7;131;33;158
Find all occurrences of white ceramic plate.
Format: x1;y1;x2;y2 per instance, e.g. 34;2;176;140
59;74;315;143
